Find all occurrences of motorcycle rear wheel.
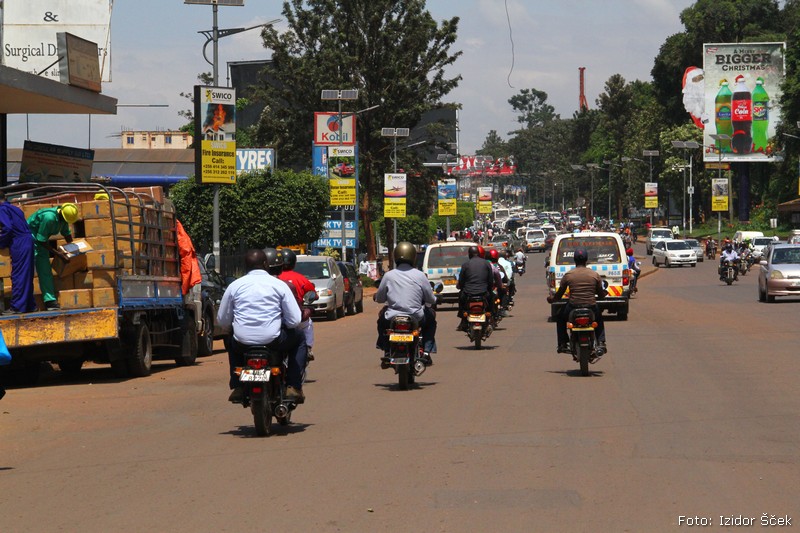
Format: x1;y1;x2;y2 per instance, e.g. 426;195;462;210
252;395;273;436
398;364;411;390
474;334;482;350
578;345;590;376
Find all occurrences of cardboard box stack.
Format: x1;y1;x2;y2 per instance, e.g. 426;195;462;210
2;187;178;312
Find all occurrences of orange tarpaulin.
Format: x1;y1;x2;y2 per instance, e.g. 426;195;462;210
176;219;202;295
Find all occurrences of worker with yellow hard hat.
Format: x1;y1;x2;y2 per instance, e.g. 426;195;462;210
27;203;78;310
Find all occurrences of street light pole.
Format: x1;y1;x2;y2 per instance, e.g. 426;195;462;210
380;127;411;259
586;163;598;219
671;140;699;236
709;134;730;244
642;149;659;225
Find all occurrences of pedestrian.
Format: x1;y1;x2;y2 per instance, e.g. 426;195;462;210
27;203;79;310
0;192;36;314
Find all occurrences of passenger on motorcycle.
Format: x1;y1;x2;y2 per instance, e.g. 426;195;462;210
279;248;316;360
456;245;495;331
498;248;515;302
488;248;508;317
546;248;607;356
626;247;640;293
374;242;437;366
217;248;308;404
719;243;740;281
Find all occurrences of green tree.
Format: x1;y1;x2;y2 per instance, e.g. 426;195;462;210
256;0;461;260
477;130;508;159
170;169;329;253
508;88;558;129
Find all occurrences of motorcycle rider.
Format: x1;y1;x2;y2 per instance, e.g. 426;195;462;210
626;247;640;294
456;245;494;331
498;248;515;304
546;248;607;356
279;248;317;360
514;247;526;274
374;242;437;366
217;248;308;404
719;242;740;281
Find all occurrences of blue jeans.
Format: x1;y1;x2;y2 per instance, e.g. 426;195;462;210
226;328;307;390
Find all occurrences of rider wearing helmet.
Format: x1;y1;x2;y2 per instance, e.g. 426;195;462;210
217;248;308;404
546;248;608;356
27;203;78;310
720;242;739;281
374;242;437;366
279;248;317;359
456;244;495;331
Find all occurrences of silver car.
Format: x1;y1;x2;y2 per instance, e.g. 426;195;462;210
757;244;800;303
652;239;697;268
684;238;704;262
294;255;346;320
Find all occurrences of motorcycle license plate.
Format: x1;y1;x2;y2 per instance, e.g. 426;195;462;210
389;333;414;342
468;314;486;322
239;369;271;382
390;358;410;365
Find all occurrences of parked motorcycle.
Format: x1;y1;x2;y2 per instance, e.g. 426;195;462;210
464;295;493;350
720;260;738;285
567;306;601;376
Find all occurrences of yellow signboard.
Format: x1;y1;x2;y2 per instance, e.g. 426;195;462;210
330;178;356;206
438;199;457;216
195;86;237;184
384;198;406;218
712;178;729;212
477;201;492;214
644;197;658;209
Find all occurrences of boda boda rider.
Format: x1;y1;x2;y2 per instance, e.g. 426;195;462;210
456;245;495;331
279;248;316;360
374;242;437;367
720;243;739;281
217;248;308;404
546;248;607;356
487;248;508;317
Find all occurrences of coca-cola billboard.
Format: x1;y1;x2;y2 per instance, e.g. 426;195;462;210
702;42;785;163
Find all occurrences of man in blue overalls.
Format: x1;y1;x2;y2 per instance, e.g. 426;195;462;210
0;192;36;314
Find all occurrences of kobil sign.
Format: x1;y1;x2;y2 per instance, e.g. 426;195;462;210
194;86;237;184
2;0;113;82
315;112;356;146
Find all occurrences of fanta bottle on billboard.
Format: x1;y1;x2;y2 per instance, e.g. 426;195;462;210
731;74;753;155
714;79;733;152
752;76;769;153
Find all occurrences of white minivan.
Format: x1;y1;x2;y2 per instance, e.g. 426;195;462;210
421;241;474;305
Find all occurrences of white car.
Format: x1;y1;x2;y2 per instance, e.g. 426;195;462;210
652;239;697;268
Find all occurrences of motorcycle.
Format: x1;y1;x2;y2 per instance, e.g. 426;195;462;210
236;345;296;437
515;261;526;276
629;261;641;295
382;284;442;390
720;260;738;285
567;306;601;376
706;241;717;260
464;295;493;350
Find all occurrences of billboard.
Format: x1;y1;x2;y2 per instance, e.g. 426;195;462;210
384;173;407;218
236;148;275;174
438;179;457;216
314;112;356;146
1;0;112;82
194;86;236;184
712;178;729;212
644;182;658;209
19;140;94;183
477;187;492;214
702;42;785;163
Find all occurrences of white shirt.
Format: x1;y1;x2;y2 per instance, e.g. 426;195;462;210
514;251;525;263
498;256;514;281
217;269;301;345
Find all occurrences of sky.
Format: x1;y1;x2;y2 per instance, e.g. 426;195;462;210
5;0;697;154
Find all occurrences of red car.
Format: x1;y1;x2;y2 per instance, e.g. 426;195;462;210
332;162;355;177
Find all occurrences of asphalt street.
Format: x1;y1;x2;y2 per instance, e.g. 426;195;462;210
1;245;798;532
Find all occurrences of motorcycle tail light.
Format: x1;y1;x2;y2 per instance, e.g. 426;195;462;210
271;367;281;376
247;358;268;369
394;321;412;331
574;316;591;327
252;387;262;394
343;278;351;292
592;322;598;328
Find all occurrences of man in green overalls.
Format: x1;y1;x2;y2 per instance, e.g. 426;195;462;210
27;203;79;310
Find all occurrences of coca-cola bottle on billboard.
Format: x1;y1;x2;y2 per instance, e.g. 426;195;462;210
731;75;752;155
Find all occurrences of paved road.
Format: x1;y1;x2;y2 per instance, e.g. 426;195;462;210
1;247;798;532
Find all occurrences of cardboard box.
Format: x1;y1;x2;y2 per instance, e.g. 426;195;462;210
86;250;118;269
59;238;93;258
0;248;11;278
123;186;164;204
51;254;88;278
86;236;115;252
55;275;75;292
80;200;130;219
91;270;117;289
20;203;50;220
92;287;118;307
58;289;93;309
73;271;94;289
83;218;115;237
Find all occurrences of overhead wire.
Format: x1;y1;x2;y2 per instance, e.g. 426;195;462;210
505;0;515;89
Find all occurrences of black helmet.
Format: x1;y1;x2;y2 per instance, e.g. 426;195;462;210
394;241;417;266
573;248;588;264
264;248;284;270
282;248;297;270
468;245;480;258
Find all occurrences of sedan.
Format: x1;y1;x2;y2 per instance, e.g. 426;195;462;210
295;255;346;320
336;260;364;315
757;244;800;303
684;238;704;262
652;239;697;268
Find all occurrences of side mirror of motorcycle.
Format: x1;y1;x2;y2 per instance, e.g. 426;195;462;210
433;282;444;294
204;252;216;271
303;291;318;305
759;260;767;266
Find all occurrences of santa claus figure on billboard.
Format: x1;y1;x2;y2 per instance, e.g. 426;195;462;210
682;66;707;129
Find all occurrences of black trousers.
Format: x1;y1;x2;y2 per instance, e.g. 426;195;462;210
556;302;605;346
226;328;307;390
376;307;437;353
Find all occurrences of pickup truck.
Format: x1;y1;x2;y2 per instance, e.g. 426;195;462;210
0;183;203;383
